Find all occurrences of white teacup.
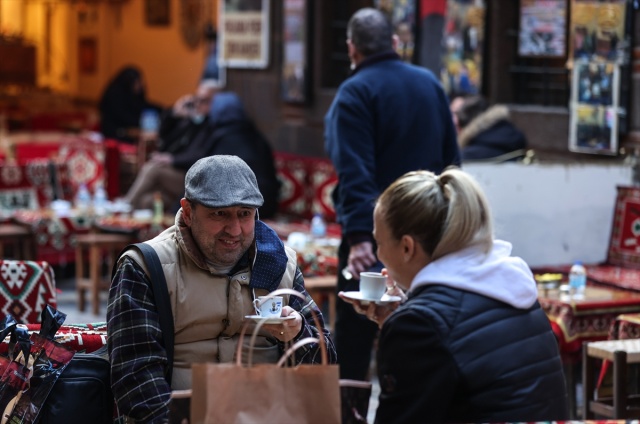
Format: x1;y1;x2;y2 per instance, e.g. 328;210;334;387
359;272;387;299
253;295;283;317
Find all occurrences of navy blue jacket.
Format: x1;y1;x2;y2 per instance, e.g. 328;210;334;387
375;284;568;423
324;52;460;238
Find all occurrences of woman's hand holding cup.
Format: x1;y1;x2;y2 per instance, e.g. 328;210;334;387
338;268;405;328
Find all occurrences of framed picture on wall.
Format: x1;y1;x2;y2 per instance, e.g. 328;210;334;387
440;0;486;96
518;0;567;58
569;60;620;155
146;0;170;26
79;37;97;74
281;0;309;103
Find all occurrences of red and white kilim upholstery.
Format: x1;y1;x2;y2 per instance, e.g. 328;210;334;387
0;322;107;355
0;260;56;324
274;152;338;222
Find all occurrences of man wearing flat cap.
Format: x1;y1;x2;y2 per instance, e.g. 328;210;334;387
107;155;337;423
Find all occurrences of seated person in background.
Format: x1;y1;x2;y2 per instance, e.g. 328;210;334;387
99;65;163;144
340;168;568;423
450;95;528;162
206;92;281;219
108;155;336;422
122;85;280;219
121;79;220;212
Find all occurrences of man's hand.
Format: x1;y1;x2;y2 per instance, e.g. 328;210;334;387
173;94;196;117
262;306;302;342
347;241;377;279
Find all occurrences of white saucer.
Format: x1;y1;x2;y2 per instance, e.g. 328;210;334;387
244;315;296;324
342;291;402;304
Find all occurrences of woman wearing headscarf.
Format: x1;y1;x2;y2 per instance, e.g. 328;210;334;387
99;66;161;144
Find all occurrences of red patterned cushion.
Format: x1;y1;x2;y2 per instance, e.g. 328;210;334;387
12;210;91;265
307;158;337;223
273;152;338;222
607;186;640;269
0;260;57;324
274;152;311;219
0;322;107;354
0;159;71;210
57;138;105;195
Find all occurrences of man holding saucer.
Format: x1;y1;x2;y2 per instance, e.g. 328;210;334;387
108;155;336;423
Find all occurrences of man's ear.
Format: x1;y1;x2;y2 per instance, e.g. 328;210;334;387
392;34;399;51
180;198;192;225
347;39;363;67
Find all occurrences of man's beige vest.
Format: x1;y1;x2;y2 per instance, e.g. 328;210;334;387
122;227;298;390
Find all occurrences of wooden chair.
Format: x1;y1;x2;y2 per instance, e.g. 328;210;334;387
340;379;372;424
583;339;640;419
75;233;133;315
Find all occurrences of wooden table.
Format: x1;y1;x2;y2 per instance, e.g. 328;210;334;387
75;232;134;315
538;284;640;417
0;223;35;260
539;285;640;355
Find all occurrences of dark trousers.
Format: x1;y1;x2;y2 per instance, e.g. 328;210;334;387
334;238;380;381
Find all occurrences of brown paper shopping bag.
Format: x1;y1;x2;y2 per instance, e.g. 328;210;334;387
191;288;340;424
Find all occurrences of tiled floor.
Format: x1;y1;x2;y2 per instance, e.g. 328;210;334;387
56;277;108;324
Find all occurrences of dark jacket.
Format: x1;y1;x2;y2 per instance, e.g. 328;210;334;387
375;284;568;423
156;93;280;218
459;105;527;162
324;52;460;240
208;120;280;219
156;112;216;171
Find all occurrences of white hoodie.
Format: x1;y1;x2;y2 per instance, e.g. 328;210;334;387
409;239;538;309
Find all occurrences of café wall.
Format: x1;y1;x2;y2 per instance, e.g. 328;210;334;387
465;162;633;268
88;0;208;105
1;0;210;106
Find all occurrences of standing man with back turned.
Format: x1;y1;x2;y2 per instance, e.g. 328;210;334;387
325;7;460;381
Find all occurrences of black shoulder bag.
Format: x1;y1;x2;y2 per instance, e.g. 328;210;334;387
40;242;174;424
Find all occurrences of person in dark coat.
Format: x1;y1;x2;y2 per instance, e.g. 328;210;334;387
205;92;281;219
324;7;460;381
340;168;569;423
98;66;161;144
123;87;280;219
451;95;528;162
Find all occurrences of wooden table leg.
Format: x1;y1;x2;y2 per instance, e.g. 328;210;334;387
76;243;86;312
90;244;101;315
583;342;595;419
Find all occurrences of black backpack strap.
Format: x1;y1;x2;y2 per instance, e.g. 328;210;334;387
111;242;175;385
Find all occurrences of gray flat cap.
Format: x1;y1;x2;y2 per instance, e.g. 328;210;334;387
185;155;264;208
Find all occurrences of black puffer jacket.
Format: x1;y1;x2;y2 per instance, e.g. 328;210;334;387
375;284;568;423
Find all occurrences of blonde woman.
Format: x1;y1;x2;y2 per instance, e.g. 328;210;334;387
340;168;568;423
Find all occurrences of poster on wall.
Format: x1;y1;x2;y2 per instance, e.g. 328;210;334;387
440;0;485;96
570;0;626;63
219;0;270;69
282;0;308;103
518;0;567;57
569;60;620;155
